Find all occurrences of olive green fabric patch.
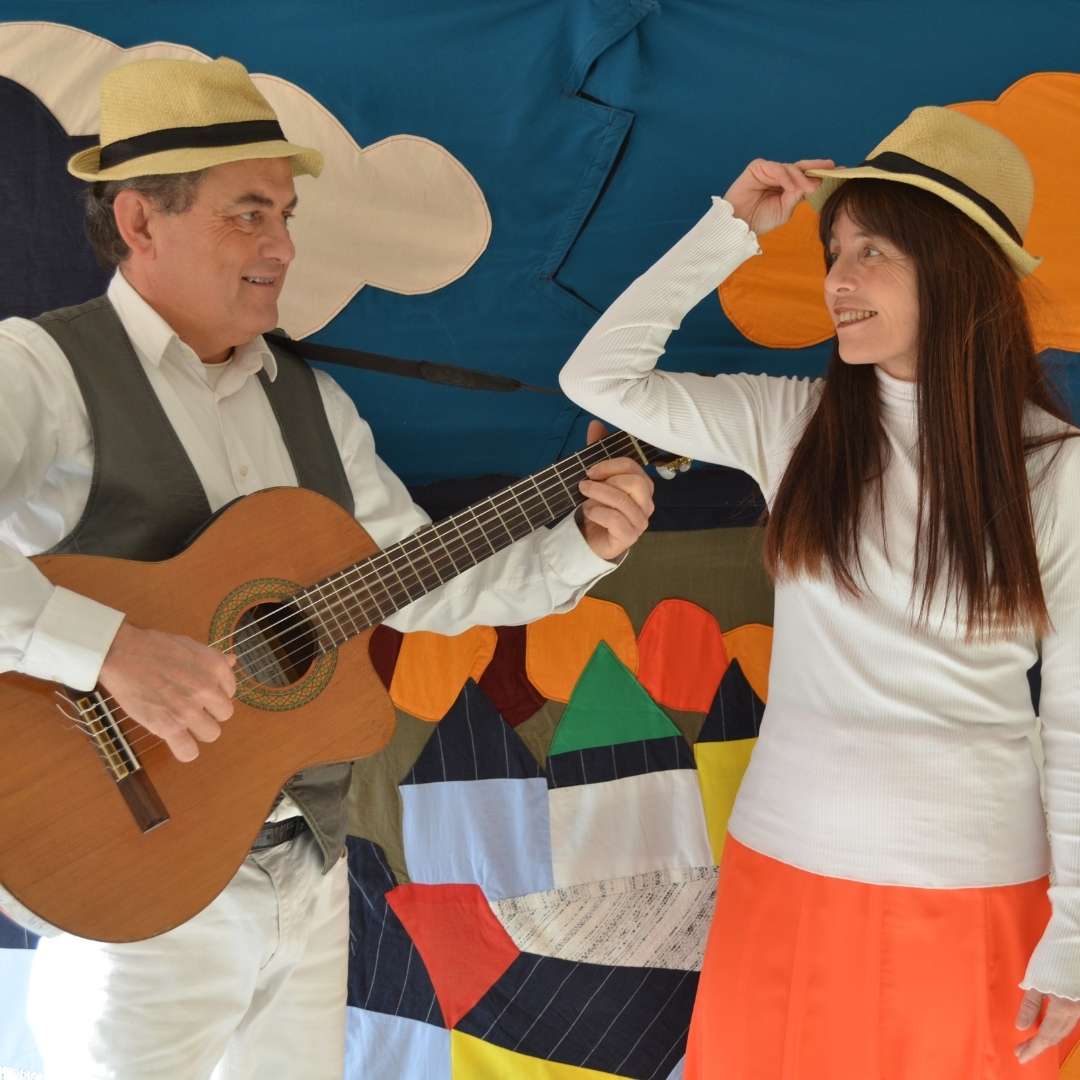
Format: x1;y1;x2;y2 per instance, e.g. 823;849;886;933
345;709;436;884
590;527;774;632
515;700;566;766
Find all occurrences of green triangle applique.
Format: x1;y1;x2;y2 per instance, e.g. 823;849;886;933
549;641;679;756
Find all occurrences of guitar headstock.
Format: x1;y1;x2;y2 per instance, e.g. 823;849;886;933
602;431;692;481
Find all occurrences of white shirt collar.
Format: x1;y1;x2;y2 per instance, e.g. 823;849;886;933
105;270;278;382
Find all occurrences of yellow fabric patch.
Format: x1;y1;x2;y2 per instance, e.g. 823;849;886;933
722;623;773;703
451;1031;623;1078
525;597;638;703
389;626;497;722
695;738;757;862
718;71;1080;354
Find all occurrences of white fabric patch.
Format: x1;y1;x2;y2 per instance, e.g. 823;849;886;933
547;769;713;888
491;865;718;971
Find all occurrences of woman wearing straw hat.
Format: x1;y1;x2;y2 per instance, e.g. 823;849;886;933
560;106;1080;1076
1;54;654;1078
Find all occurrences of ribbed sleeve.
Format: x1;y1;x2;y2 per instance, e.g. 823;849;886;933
559;198;819;497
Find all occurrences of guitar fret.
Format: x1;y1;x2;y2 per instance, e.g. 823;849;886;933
316;579;353;647
505;484;534;536
379;547;420;610
443;514;482;572
401;529;447;591
528;475;556;520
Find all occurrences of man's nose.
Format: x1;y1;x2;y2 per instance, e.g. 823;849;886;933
261;220;296;266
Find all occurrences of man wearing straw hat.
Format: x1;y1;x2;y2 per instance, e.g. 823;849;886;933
0;56;653;1077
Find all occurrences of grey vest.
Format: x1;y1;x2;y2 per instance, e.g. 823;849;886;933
35;296;359;872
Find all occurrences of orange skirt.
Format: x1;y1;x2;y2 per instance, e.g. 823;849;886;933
686;835;1080;1079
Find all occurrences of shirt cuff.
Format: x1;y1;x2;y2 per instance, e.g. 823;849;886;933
542;513;623;588
20;585;126;691
1020;885;1080;1001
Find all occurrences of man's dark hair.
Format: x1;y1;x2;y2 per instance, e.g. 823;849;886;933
83;171;207;268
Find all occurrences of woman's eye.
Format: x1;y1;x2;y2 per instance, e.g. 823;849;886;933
863;245;881;257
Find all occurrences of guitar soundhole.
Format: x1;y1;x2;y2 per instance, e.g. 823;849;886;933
234;602;321;687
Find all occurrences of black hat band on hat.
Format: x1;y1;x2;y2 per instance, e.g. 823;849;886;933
856;152;1024;245
98;119;287;170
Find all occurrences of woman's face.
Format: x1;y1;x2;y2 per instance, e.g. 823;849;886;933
824;206;920;382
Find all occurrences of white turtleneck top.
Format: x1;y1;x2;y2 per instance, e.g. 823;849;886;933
558;198;1080;1000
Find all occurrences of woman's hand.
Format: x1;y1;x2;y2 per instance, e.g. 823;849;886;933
722;158;835;237
1014;988;1080;1064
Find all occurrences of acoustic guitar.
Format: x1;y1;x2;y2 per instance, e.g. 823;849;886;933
0;429;676;942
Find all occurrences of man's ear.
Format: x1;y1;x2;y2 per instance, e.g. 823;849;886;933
113;190;158;259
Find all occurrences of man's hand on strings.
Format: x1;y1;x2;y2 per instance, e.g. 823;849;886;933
576;420;655;562
98;621;237;762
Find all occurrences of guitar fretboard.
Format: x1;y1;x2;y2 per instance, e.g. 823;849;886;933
293;429;663;645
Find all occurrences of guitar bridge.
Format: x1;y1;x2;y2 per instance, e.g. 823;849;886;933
68;691;170;834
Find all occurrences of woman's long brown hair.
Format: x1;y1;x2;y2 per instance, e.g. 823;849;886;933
763;180;1075;638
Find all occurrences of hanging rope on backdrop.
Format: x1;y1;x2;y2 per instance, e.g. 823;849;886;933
264;333;560;395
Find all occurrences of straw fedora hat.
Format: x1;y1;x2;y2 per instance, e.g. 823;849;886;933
805;106;1039;277
68;56;323;181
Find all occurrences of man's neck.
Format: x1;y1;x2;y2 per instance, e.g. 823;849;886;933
118;267;234;364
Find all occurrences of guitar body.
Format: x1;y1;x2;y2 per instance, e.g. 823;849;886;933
0;487;395;943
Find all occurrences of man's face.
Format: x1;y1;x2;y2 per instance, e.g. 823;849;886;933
137;157;298;361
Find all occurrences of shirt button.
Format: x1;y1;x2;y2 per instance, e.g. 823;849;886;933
238;465;250;479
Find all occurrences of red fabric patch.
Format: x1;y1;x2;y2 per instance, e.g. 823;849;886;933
387;883;521;1029
636;599;729;712
368;625;403;690
477;625;545;726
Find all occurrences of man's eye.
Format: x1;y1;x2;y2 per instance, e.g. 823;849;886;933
283;212;295;228
239;211;261;224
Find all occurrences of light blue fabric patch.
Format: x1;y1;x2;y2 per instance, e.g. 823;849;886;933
667;1057;686;1079
344;1007;450;1080
401;777;554;900
0;949;43;1073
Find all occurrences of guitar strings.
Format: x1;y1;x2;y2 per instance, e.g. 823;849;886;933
66;474;584;754
203;431;640;658
63;434;647;754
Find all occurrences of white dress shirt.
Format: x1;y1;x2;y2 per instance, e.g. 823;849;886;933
0;270;615;696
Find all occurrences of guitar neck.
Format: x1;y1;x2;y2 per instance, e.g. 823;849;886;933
293;430;666;643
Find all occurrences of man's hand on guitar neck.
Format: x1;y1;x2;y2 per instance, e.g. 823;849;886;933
576;420;655;562
99;622;238;762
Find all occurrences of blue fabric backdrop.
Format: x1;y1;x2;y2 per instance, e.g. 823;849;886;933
1;0;1076;483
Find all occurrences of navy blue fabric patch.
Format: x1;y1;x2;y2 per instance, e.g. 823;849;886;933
0;76;107;319
457;951;697;1078
345;837;445;1028
696;659;764;743
546;734;694;789
0;911;38;951
400;681;542;785
410;464;765;530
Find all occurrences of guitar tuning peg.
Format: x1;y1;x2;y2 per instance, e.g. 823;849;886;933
655;456;692;480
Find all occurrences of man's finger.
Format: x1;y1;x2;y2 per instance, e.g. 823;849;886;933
586;419;607;446
579;481;649;535
585;456;649;481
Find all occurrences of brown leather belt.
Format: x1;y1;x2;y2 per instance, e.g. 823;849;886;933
250;816;308;851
